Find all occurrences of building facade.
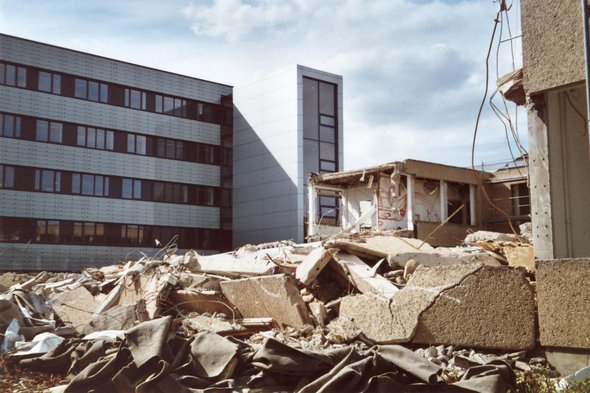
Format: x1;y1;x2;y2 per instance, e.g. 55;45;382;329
232;66;343;246
0;34;233;270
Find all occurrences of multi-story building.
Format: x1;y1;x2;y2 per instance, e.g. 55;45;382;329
0;33;233;270
233;66;343;245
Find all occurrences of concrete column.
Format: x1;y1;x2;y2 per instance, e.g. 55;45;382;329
439;180;448;221
469;184;477;226
307;185;318;237
341;189;348;230
406;175;415;231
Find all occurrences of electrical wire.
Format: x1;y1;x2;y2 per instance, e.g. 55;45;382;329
471;2;521;238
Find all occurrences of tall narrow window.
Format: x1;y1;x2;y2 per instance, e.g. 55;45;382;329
75;79;87;98
36;120;49;142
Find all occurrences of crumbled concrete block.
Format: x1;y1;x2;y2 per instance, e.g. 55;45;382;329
325;236;433;260
503;245;535;272
464;231;519;243
220;274;311;328
537;259;590;348
295;247;333;286
168;289;241;318
339;263;535;350
48;286;99;333
332;251;398;298
388;251;502;268
412;265;536;350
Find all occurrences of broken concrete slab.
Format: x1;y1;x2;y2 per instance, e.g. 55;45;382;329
411;265;536;350
464;231;519;244
295;247;333;286
168;289;241;318
388;250;502;268
503;245;535;272
82;303;144;335
331;251;398;298
48;286;99;333
324;235;433;260
192;252;276;277
220;274;311;329
339;263;535;350
537;259;590;348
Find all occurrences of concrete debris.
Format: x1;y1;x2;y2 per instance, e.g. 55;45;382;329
0;229;574;391
220;274;311;328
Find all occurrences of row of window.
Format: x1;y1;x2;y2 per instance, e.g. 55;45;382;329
0;216;230;250
0;112;224;165
0;61;231;126
1;164;227;207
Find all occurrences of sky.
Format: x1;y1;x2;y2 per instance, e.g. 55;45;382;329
0;0;526;171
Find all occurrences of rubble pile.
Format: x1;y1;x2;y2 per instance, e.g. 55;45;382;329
0;228;572;392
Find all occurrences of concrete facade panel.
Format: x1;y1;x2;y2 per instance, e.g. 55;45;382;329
0;190;220;228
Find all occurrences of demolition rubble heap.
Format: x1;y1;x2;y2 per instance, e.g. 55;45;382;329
0;226;566;392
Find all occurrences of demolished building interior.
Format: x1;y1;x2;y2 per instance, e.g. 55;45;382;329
4;0;590;392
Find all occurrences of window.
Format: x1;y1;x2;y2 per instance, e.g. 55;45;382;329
34;169;61;192
121;224;144;245
0;114;21;137
155;94;186;117
36;220;59;243
0;64;26;87
74;222;105;244
38;71;61;94
122;178;141;199
0;165;15;188
77;126;114;150
125;88;146;110
127;134;146;155
36;120;62;143
72;173;109;196
75;78;108;102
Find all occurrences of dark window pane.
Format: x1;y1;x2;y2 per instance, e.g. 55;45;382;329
50;122;62;143
154;182;164;201
320;160;336;172
75;79;87;98
38;71;52;92
36;120;49;142
34;169;40;190
82;174;94;195
5;166;14;188
95;175;104;196
106;131;114;150
104;177;110;196
122;178;133;198
320;115;335;126
72;174;80;193
303;139;319;177
136;135;146;155
127;134;135;153
17;67;26;87
77;126;86;146
182;185;188;203
319;142;335;161
55;172;61;192
164;96;174;114
319;126;335;143
0;64;4;84
53;74;61;94
319;81;335;115
4;115;14;137
155;95;162;112
303;77;319;139
5;65;15;86
157;139;165;157
0;165;3;187
42;170;54;192
14;117;20;137
176;141;183;159
88;81;99;101
166;140;175;158
100;84;108;103
165;183;173;202
96;129;105;149
87;128;96;148
141;92;146;110
133;180;141;199
130;90;141;109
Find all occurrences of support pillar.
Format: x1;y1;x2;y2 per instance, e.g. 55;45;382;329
439;180;448;221
307;185;318;237
469;184;477;226
406;175;415;231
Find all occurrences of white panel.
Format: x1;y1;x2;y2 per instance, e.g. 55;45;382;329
0;138;220;186
0;35;232;102
0;86;221;145
0;190;219;228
